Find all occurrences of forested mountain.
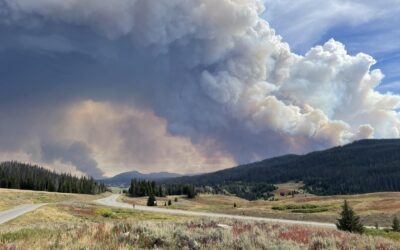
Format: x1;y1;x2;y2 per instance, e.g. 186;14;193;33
99;170;182;186
165;139;400;195
0;161;107;194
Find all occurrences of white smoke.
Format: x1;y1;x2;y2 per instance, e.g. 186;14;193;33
1;0;400;168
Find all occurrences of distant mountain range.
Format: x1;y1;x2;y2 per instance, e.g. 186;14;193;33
99;171;183;186
164;139;400;195
98;171;195;186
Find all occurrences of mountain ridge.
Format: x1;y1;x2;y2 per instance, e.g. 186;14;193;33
99;170;182;186
164;139;400;195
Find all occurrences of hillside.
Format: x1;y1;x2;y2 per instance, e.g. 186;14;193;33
167;139;400;195
99;171;182;186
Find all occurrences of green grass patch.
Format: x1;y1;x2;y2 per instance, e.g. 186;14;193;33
95;207;186;221
272;204;330;213
0;228;55;243
365;229;400;241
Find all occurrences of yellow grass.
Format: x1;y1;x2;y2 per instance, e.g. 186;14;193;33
1;189;400;248
2;202;188;230
0;188;108;211
120;191;400;227
1;218;399;249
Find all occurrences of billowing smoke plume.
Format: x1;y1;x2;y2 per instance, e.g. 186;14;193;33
41;141;104;178
0;0;399;174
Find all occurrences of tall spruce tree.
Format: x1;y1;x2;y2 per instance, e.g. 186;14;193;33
147;194;156;206
336;200;364;234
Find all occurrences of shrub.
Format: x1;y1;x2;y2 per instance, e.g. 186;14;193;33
174;197;178;202
168;200;172;206
96;208;114;218
392;216;400;232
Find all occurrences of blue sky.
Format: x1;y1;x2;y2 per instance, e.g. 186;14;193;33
263;0;400;93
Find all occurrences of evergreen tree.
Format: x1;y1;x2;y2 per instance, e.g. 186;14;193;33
336;200;364;234
184;185;197;199
147;194;156;206
392;216;400;232
0;161;106;195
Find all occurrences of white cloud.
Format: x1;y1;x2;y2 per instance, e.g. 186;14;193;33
262;0;400;53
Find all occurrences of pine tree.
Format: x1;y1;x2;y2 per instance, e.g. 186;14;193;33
147;194;156;206
0;161;106;195
336;200;364;234
392;216;400;232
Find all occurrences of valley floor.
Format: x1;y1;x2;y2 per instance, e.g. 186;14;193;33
1;188;400;249
122;191;400;228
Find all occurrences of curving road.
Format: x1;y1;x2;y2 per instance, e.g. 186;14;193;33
95;194;336;229
0;204;45;225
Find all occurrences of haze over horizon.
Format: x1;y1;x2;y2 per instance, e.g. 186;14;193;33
0;0;399;178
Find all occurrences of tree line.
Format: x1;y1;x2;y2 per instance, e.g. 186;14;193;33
0;161;107;194
192;182;277;200
128;179;197;198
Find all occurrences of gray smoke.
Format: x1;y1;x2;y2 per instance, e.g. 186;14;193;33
0;0;399;174
41;141;104;178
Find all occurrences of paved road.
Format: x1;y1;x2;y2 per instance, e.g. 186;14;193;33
95;194;336;229
96;194;132;209
0;204;45;225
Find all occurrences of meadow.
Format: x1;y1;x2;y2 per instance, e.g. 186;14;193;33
121;183;400;227
2;188;400;249
0;188;107;211
2;206;400;250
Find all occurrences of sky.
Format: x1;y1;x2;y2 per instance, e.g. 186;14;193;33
0;0;399;177
262;0;400;91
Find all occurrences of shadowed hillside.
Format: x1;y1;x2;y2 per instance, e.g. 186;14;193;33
166;139;400;195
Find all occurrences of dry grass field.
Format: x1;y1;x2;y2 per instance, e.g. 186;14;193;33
2;189;400;249
121;186;400;227
2;215;399;249
0;188;108;211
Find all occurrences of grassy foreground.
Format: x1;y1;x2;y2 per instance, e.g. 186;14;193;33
2;217;399;249
1;189;400;249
